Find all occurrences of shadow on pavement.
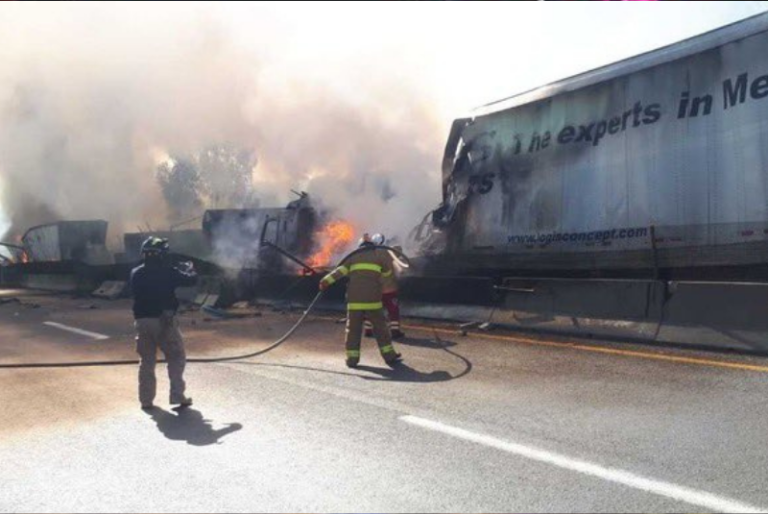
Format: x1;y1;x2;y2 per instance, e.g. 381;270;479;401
237;361;459;383
232;332;473;383
393;336;457;349
355;363;454;383
148;407;243;446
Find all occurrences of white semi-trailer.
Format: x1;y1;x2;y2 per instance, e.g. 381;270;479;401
421;12;768;280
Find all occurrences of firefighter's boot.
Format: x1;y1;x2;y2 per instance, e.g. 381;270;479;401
171;396;193;409
391;329;406;340
389;319;405;340
385;353;404;368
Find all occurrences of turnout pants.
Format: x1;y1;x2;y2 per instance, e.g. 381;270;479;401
382;292;401;331
364;292;402;332
135;313;187;405
346;308;398;363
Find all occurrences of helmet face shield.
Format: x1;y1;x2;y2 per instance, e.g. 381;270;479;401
371;233;385;246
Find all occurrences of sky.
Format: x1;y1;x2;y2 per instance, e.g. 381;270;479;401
218;1;768;117
1;1;767;252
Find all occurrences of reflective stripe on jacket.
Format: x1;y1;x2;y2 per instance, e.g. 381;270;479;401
321;246;392;310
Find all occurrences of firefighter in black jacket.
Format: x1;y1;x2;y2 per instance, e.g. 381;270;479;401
130;237;197;411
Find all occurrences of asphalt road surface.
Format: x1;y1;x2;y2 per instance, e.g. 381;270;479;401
2;289;768;513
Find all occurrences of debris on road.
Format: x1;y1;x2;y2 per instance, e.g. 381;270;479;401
0;297;41;309
202;304;262;321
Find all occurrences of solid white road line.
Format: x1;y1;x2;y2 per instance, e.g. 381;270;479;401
43;322;110;341
400;415;766;514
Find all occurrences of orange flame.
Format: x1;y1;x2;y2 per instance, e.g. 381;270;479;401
307;221;355;269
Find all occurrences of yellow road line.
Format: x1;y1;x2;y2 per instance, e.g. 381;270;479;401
314;315;768;374
403;322;768;374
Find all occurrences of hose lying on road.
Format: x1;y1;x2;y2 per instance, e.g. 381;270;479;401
0;244;411;370
0;292;324;370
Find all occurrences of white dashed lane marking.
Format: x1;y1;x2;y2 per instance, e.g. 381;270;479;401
43;322;110;341
400;415;767;514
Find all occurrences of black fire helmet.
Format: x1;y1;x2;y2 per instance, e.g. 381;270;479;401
141;236;170;257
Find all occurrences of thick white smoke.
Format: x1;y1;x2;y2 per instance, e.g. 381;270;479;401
0;4;444;251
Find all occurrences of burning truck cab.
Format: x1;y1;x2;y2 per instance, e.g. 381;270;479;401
202;192;317;273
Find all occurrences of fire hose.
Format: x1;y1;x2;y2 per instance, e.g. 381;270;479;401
0;245;410;370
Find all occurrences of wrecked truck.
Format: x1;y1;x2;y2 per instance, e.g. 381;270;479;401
416;12;768;282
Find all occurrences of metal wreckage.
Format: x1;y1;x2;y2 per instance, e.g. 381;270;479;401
5;12;768;354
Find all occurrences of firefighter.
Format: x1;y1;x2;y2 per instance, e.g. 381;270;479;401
319;236;403;369
130;237;197;411
365;233;406;340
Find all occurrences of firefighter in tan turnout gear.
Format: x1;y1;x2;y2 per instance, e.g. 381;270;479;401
319;236;404;368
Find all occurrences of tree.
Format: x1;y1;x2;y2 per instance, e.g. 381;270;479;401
155;157;204;223
156;146;260;225
197;145;259;209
